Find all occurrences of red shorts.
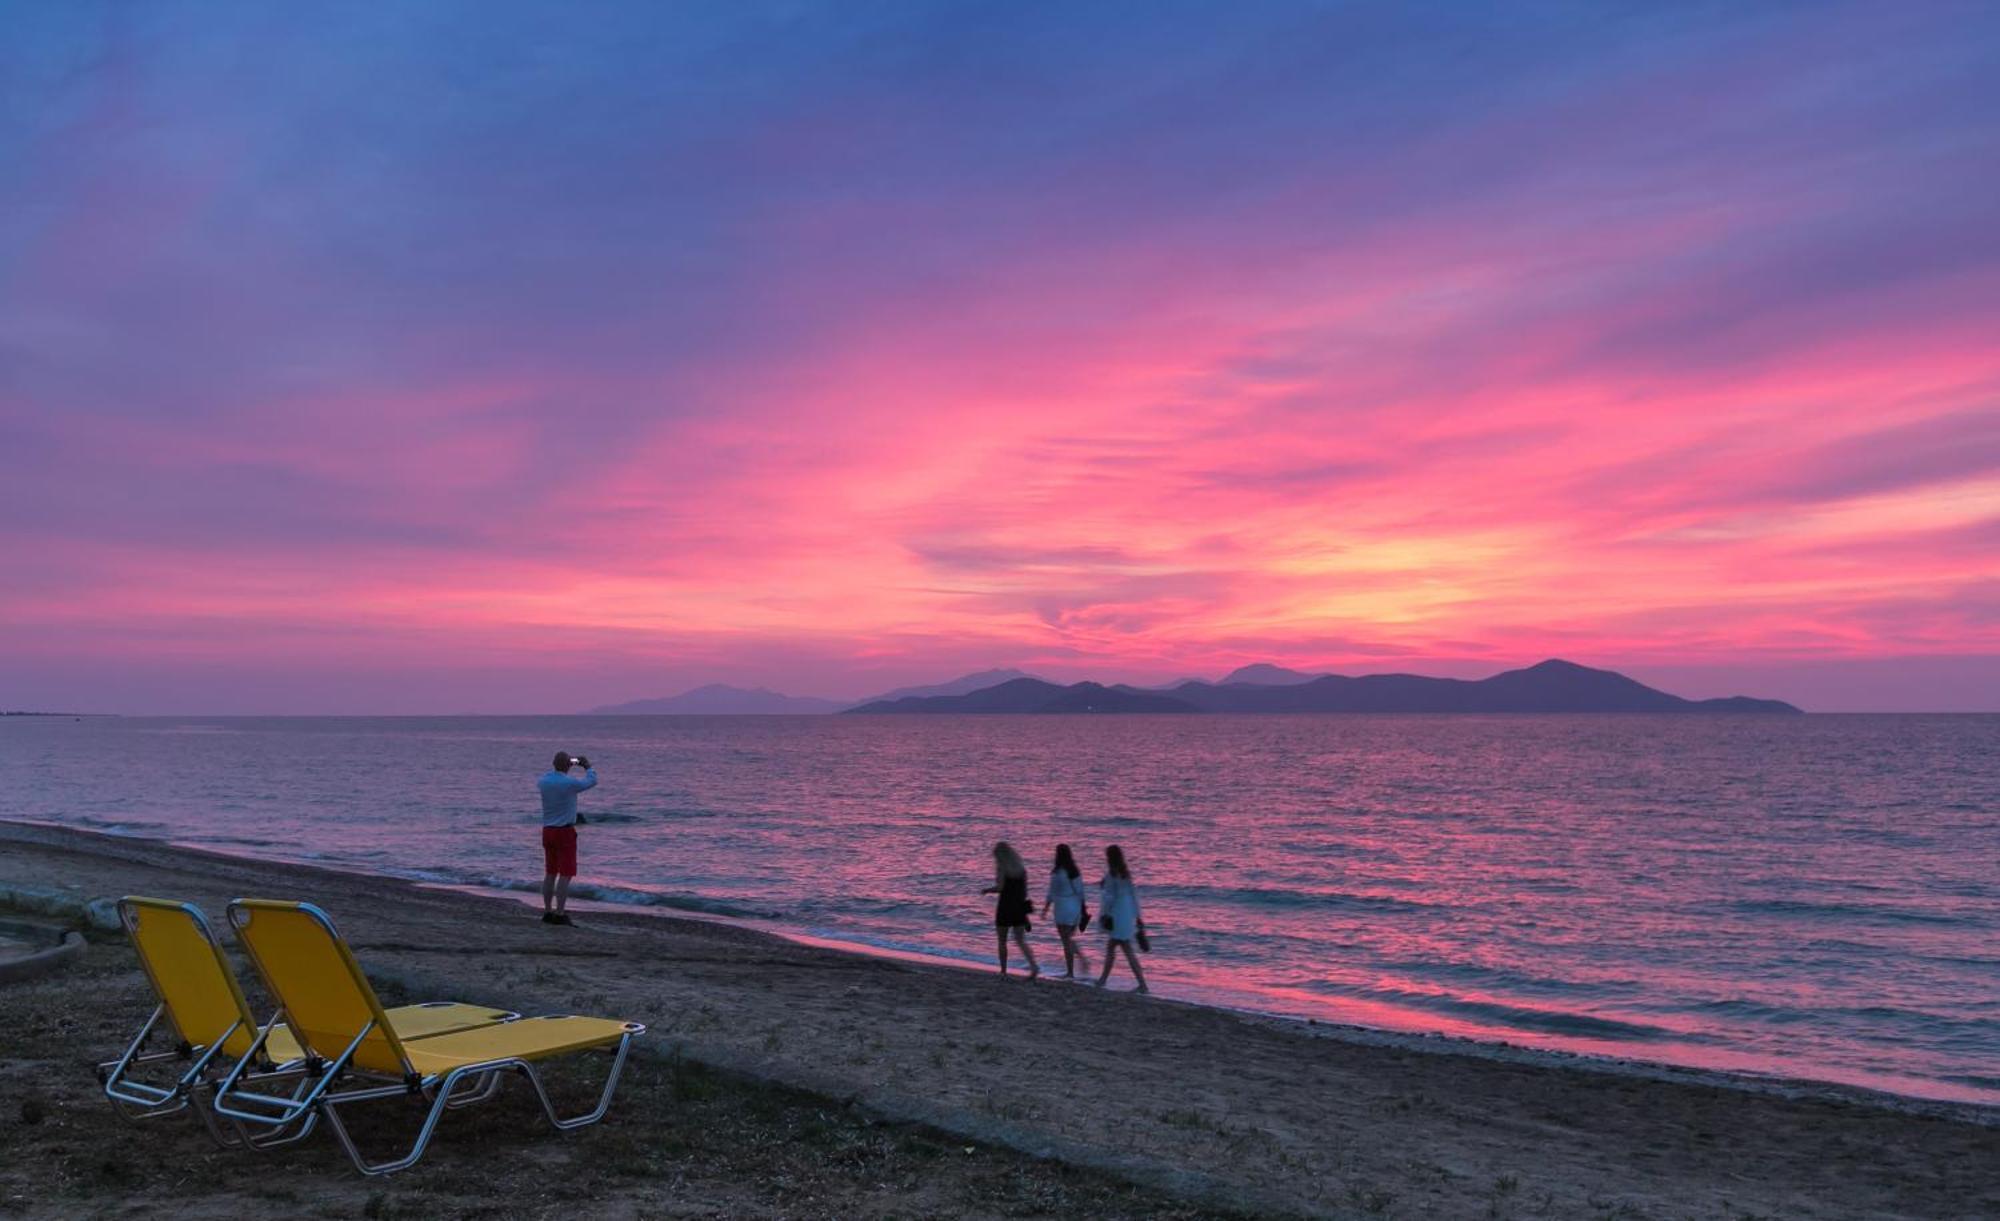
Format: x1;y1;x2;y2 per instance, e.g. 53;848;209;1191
541;825;578;878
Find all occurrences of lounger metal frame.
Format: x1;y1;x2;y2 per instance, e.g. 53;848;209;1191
97;899;322;1149
212;900;643;1175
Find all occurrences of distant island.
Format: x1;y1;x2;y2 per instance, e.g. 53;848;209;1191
850;677;1201;715
842;659;1801;715
849;668;1034;706
1215;663;1321;686
585;669;1038;715
584;659;1801;716
587;684;850;715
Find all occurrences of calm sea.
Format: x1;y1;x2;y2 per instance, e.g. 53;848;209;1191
3;713;1995;1105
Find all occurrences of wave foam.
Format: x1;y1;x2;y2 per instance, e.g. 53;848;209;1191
388;864;781;920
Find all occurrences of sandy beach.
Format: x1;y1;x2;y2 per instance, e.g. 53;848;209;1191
2;821;1994;1219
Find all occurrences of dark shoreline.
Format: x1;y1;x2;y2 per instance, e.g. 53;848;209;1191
11;816;1996;1121
4;819;1997;1217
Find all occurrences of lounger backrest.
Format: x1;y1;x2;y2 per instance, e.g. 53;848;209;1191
226;900;412;1077
119;896;262;1059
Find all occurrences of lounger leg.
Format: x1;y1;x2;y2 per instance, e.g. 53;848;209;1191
191;1084;252;1149
443;1070;504;1109
319;1040;634;1176
195;1071;321;1151
215;1015;370;1137
319;1067;476;1177
517;1033;636;1131
99;1005;175;1116
100;1006;213;1120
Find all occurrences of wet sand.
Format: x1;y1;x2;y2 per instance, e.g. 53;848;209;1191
2;821;1995;1218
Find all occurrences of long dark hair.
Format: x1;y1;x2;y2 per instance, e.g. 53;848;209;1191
1105;843;1131;880
1053;843;1080;880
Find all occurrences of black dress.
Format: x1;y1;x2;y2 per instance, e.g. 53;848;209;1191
994;872;1033;930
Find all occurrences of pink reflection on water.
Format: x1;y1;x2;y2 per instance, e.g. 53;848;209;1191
6;713;1997;1107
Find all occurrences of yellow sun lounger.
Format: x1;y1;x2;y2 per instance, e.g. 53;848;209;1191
102;897;516;1147
214;899;644;1175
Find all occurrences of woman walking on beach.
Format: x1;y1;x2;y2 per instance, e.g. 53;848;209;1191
1042;843;1091;979
1095;844;1148;993
982;841;1039;978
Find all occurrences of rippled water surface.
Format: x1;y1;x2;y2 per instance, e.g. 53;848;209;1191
4;713;1996;1103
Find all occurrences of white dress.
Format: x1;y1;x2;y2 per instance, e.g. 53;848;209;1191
1046;869;1085;927
1099;874;1141;942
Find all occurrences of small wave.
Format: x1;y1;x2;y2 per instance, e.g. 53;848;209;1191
1829;1004;1999;1025
585;808;731;822
1685;999;2000;1047
1371;957;1640;999
797;927;993;967
1914;951;2000;968
1154;882;1440;915
1350;985;1672;1041
388;865;781;920
1828;828;1936;849
70;816;170;838
1687;998;1813;1024
136;724;243;734
1723;898;1971;927
570;882;780;919
574;883;770;919
812;895;930;917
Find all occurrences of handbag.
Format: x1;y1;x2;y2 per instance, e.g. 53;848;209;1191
1135;922;1151;953
1078;900;1092;932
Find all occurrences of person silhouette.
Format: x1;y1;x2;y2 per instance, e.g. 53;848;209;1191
982;841;1040;977
1042;843;1092;979
1094;844;1148;992
536;750;596;925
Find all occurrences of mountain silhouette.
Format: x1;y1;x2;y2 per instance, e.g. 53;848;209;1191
1218;663;1322;686
843;660;1800;715
845;677;1199;714
851;668;1037;705
587;684;846;715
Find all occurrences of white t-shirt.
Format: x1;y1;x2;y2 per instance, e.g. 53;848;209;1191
1100;874;1141;940
1046;869;1085;925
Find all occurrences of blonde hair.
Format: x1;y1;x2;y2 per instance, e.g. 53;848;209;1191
992;841;1026;880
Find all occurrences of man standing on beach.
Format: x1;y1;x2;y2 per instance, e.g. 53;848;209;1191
538;751;596;926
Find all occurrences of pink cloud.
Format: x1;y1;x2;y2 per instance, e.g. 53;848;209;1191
4;4;1997;711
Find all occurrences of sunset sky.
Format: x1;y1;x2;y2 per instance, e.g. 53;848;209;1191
4;2;1997;713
